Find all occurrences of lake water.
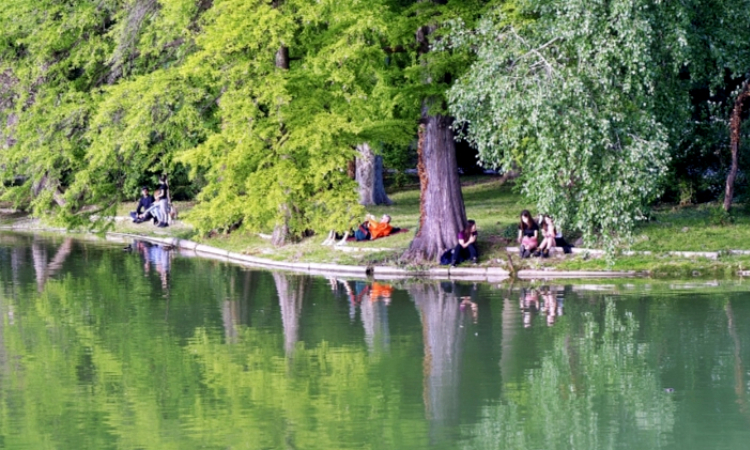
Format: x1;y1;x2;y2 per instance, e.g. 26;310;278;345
1;233;750;449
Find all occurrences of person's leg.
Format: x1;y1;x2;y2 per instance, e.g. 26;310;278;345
159;199;169;225
451;245;463;266
130;211;138;221
146;205;165;224
468;243;479;263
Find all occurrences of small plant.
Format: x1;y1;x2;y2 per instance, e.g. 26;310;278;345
709;206;734;226
500;223;517;240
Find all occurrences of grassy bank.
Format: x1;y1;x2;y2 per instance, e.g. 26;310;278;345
6;176;750;277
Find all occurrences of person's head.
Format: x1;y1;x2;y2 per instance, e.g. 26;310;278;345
542;214;554;230
381;214;391;224
463;219;476;235
154;189;163;200
520;210;534;229
141;187;149;197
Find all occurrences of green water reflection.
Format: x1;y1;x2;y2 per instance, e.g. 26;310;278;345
1;233;750;449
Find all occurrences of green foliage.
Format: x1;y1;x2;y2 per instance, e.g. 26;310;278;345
445;0;685;253
445;0;750;255
0;0;440;237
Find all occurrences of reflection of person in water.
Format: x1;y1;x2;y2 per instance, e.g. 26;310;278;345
370;282;393;305
541;288;557;326
340;279;370;321
148;244;171;291
134;241;152;274
540;286;565;327
520;288;540;328
459;297;478;323
131;240;171;291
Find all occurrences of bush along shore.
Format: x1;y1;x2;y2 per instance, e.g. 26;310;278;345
5;179;750;280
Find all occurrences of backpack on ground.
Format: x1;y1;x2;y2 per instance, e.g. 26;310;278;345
439;248;453;265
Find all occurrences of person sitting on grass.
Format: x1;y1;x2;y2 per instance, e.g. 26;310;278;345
143;189;169;228
130;187;155;224
518;209;539;258
537;215;556;257
355;214;399;241
451;220;479;266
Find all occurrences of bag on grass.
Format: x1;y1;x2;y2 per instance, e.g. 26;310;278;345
439;249;453;266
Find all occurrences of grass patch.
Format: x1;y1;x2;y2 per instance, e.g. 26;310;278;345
630;202;750;252
9;177;750;278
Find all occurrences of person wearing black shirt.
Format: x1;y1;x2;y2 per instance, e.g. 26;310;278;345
130;187;155;223
517;210;539;258
154;175;170;227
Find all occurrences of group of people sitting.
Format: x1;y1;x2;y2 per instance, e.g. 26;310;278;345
129;176;172;228
518;209;571;258
440;210;572;266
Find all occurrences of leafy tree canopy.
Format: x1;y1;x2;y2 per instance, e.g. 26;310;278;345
446;0;750;252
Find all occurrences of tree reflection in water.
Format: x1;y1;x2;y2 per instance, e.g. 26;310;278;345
410;282;469;444
274;272;308;356
31;237;73;292
464;300;675;450
360;282;392;355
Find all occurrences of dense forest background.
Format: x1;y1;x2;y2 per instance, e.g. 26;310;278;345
1;0;750;258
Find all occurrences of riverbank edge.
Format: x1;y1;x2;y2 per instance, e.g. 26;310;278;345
103;232;640;282
7;222;750;281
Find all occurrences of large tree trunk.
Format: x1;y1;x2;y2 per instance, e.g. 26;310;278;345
272;42;292;246
356;143;392;206
31;171;67;207
402;111;466;263
724;82;750;212
403;6;466;263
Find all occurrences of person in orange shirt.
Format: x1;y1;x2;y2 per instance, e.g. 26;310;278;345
366;214;399;240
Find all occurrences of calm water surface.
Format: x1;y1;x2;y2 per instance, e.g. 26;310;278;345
1;233;750;449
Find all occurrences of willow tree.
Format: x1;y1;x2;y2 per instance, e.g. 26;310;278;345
446;0;686;252
447;0;750;250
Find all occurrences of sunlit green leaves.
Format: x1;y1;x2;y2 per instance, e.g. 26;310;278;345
446;0;680;252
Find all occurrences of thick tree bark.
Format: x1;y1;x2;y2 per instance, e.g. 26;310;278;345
271;203;291;247
403;3;466;263
356;143;392;206
724;83;750;212
32;172;67;208
402;111;466;263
